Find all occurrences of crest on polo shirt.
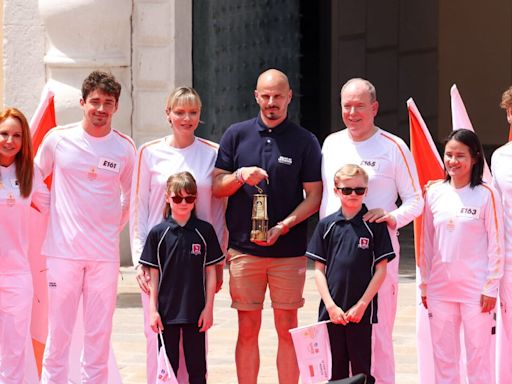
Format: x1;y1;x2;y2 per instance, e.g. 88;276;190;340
191;243;201;255
358;237;370;249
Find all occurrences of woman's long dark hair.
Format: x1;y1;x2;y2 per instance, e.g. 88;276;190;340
444;129;484;188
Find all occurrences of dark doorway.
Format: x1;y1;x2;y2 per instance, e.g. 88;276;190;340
192;1;332;143
299;1;332;143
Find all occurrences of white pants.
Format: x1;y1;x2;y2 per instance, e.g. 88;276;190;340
141;293;192;383
371;266;398;384
41;258;118;384
498;270;512;383
0;273;33;384
429;299;494;384
371;231;399;384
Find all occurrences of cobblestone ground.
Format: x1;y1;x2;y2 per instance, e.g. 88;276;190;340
113;225;419;384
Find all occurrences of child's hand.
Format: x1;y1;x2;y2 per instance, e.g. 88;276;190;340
345;301;368;323
150;311;164;333
198;307;213;332
327;305;347;325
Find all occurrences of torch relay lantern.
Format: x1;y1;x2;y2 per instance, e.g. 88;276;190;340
251;184;269;242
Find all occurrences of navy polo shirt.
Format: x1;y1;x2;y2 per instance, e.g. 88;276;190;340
306;205;395;324
215;115;322;257
139;215;224;325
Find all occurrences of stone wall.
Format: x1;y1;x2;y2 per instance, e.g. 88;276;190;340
2;0;192;265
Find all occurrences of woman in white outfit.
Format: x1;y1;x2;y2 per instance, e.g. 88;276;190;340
420;128;504;384
0;108;49;384
492;86;512;384
130;87;225;384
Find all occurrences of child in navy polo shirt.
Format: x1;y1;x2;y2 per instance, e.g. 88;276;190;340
307;164;395;383
139;171;224;384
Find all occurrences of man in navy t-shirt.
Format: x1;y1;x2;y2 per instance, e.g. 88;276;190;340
213;69;322;384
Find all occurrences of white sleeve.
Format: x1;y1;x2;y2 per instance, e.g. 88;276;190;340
129;147;151;266
390;141;424;229
119;142;136;230
319;137;336;219
31;165;50;214
490;152;503;202
482;185;505;298
34;130;58;180
419;191;434;297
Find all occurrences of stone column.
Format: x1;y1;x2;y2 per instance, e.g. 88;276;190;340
38;0;132;134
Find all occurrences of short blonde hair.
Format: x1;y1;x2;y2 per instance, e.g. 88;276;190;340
500;86;512;110
165;86;202;114
334;164;369;186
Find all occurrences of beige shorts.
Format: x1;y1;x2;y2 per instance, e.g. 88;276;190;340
227;248;307;311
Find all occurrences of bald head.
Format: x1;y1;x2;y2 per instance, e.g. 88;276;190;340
254;69;292;128
256;69;290;91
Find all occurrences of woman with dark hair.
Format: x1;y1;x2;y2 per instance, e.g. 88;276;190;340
492;86;512;383
420;128;504;383
0;107;49;383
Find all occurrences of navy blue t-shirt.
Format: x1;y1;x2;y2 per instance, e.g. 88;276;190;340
306;205;395;324
215;115;322;257
139;215;225;324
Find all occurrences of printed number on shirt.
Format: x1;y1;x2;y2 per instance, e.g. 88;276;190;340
98;157;120;173
457;207;480;219
360;159;379;170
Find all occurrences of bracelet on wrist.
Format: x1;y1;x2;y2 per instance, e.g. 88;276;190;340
235;168;245;185
277;221;290;235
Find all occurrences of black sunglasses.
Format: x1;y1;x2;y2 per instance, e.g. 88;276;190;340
171;195;196;204
336;187;366;196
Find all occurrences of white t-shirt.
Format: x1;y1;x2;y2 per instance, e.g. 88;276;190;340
420;181;504;302
129;136;226;265
321;128;423;233
0;163;49;274
491;142;512;270
35;122;136;262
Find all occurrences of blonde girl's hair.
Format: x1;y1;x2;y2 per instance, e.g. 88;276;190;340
0;108;33;197
162;171;198;219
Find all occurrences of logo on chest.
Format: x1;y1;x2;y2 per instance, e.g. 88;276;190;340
358;237;370;249
191;243;202;255
278;156;293;165
98;157;120;173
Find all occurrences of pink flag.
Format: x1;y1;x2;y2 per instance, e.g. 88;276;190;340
450;84;492;182
289;321;332;384
157;332;179;384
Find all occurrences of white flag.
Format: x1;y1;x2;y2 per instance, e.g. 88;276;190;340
156;332;178;384
289;320;332;383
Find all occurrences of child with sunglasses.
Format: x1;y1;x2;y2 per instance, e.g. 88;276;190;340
307;164;395;383
139;171;224;384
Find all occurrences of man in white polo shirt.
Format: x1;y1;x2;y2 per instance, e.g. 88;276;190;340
36;71;136;383
320;78;424;384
